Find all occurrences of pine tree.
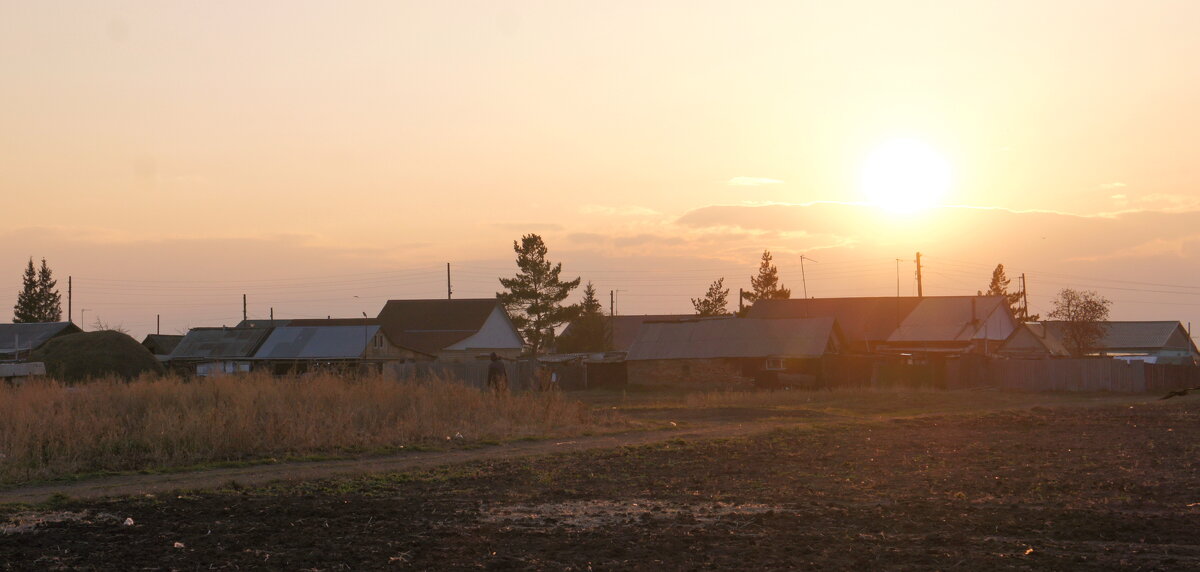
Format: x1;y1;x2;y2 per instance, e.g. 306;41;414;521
740;250;791;310
557;282;610;353
36;258;62;322
692;277;730;317
979;263;1037;321
497;234;581;355
13;258;40;323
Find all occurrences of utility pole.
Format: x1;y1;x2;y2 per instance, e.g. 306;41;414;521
447;263;452;299
738;288;744;315
799;255;817;299
895;259;902;297
1021;273;1030;321
67;276;72;324
270;307;274;325
242;294;247;322
610;290;615;317
156;314;160;335
915;252;924;297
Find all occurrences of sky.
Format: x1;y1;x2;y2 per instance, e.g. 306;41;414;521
3;1;1200;339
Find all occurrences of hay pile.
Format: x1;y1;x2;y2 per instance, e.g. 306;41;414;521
31;330;164;382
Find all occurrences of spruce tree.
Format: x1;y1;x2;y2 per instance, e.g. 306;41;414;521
557;282;610;353
740;250;791;310
980;263;1036;321
497;234;581;355
13;258;40;323
36;258;62;321
692;277;730;316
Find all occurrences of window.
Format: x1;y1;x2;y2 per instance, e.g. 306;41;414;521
765;358;784;371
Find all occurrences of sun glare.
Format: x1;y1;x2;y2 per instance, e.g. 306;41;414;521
859;138;952;213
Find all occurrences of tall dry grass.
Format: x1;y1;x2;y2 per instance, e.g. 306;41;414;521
0;372;626;485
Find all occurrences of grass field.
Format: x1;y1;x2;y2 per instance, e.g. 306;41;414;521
0;373;626;486
3;389;1198;569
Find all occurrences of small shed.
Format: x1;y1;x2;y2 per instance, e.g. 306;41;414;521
253;320;432;374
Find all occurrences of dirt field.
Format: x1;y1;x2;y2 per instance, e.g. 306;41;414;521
3;394;1200;570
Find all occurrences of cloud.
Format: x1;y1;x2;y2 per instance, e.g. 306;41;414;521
579;205;661;217
491;223;565;232
1099;182;1127;190
726;176;784;187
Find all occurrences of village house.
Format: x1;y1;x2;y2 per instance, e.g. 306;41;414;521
625;316;844;386
376;298;523;361
748;295;1016;357
1000;321;1199;364
253;318;431;374
166;327;273;376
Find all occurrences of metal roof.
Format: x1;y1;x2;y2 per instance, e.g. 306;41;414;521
141;334;184;356
0;322;82;355
626;317;840;361
255;324;381;359
888;296;1008;343
1041;321;1197;353
168;327;273;359
747;297;922;347
377;299;514;354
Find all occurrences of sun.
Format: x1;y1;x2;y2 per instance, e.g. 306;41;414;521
859;138;952;213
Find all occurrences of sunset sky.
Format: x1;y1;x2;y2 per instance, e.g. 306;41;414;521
3;1;1200;339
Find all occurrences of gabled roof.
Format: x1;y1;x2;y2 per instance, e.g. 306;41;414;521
626;317;841;361
237;319;292;328
747;297;922;346
0;322;82;355
998;322;1072;357
168;327;273;360
141;334;184;356
376;298;513;355
1041;321;1198;354
255;324;387;359
888;296;1009;343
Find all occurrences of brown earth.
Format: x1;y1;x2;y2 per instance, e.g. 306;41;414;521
3;397;1200;570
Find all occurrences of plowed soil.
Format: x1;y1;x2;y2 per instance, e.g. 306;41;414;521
4;399;1200;570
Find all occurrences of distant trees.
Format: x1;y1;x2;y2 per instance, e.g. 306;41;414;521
692;277;730;317
1048;288;1112;356
740;250;790;313
13;257;62;323
497;234;581;355
556;282;610;353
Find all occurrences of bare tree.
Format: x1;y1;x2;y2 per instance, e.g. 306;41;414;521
1048;288;1111;356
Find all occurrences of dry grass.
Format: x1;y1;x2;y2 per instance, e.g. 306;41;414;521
0;373;626;486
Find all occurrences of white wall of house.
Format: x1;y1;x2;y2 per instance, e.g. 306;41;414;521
196;360;253;376
972;306;1016;341
445;306;523;351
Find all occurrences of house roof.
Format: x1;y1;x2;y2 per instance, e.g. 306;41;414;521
999;322;1072;357
558;314;694;352
237;319;292;328
376;298;511;355
626;317;840;361
141;334;184;356
888;296;1008;343
168;327;273;360
747;297;922;346
255;324;383;359
0;322;82;355
1041;321;1197;353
